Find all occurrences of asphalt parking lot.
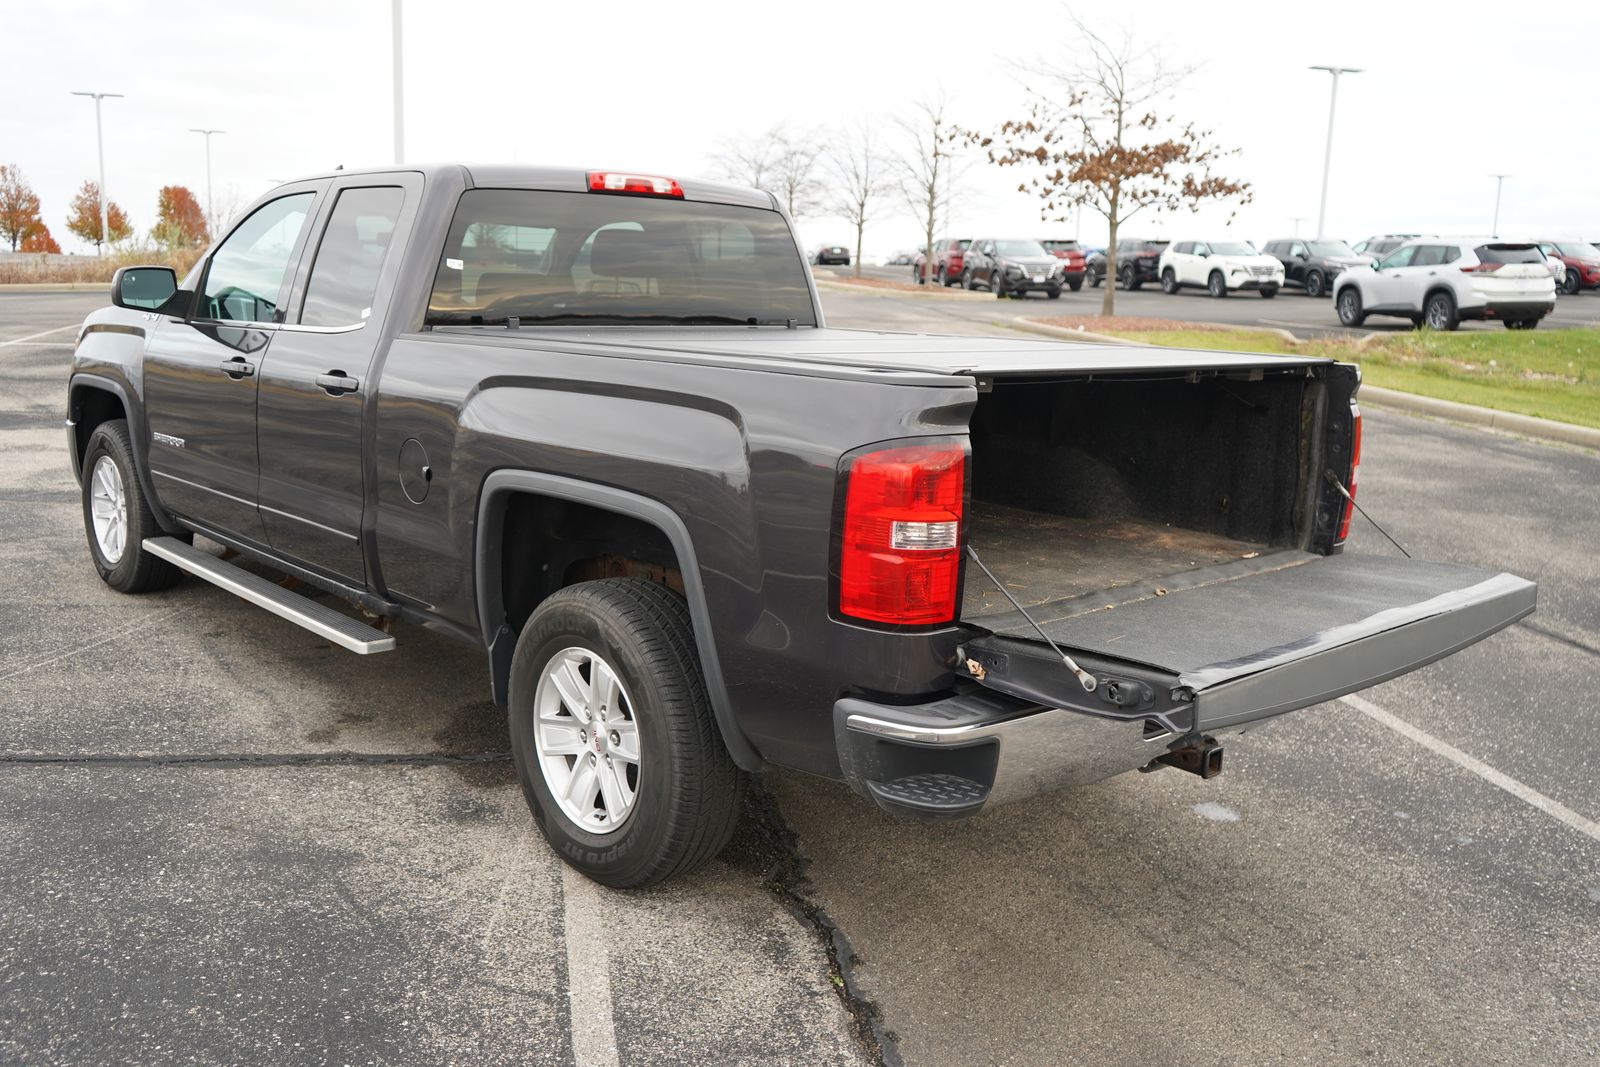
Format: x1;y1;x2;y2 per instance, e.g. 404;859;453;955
822;263;1600;338
3;289;1598;1066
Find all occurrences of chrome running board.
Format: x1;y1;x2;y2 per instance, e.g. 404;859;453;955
142;536;396;654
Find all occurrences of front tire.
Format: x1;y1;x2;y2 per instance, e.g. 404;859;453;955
508;578;744;888
1305;270;1327;298
1424;290;1459;331
80;420;183;594
1336;287;1365;327
1161;268;1179;295
1208;272;1227;298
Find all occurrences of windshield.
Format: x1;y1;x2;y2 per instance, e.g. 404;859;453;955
426;189;816;326
995;240;1048;257
1307;241;1357;257
1208;242;1256;256
1555;242;1600;258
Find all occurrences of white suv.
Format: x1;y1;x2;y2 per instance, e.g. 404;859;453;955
1332;239;1556;331
1159;241;1284;298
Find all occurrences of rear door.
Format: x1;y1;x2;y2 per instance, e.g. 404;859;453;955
254;175;419;585
143;187;323;544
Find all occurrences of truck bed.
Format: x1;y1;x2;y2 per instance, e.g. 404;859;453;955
962;502;1272;620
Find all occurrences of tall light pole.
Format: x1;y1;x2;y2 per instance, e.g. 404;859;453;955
391;0;405;164
189;128;226;229
70;90;124;255
1310;66;1362;240
1490;174;1511;236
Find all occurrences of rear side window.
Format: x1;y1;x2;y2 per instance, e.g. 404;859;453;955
300;186;405;327
426;189;815;326
1474;244;1546;265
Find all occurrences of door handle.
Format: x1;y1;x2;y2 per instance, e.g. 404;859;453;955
315;372;360;396
219;358;254;378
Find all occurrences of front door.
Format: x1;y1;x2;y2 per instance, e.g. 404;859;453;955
143;190;320;544
255;180;414;585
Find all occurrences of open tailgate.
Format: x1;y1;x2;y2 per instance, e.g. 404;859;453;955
959;553;1535;735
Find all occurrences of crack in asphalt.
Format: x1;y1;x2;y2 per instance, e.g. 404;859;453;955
728;780;903;1067
0;751;513;768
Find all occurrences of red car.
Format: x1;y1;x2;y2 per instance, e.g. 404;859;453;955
1040;239;1088;291
1534;240;1600;294
912;237;972;286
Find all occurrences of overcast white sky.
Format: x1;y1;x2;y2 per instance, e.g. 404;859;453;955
5;0;1598;258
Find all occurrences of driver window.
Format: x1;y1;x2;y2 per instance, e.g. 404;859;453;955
1378;246;1417;269
202;193;315;323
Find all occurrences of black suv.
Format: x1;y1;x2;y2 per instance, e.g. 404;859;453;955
1263;238;1373;298
1087;239;1169;289
961;238;1067;298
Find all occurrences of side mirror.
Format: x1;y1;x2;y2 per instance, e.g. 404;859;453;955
111;265;180;312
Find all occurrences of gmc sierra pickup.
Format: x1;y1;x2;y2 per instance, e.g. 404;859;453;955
67;164;1536;887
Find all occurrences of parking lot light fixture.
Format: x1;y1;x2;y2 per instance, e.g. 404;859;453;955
1310;66;1362;241
70;90;125;256
1490;174;1511;236
189;128;226;229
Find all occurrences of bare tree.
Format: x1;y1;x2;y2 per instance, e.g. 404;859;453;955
826;121;887;279
713;122;824;218
979;13;1252;314
894;96;970;286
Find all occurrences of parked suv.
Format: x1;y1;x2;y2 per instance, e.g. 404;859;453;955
1332;239;1556;330
1534;239;1600;295
1160;240;1284;298
1087;239;1168;289
1039;239;1088;291
1352;234;1424;259
912;237;972;286
1263;239;1372;298
962;238;1067;298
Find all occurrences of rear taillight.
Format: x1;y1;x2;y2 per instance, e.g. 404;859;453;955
1336;404;1362;542
838;442;966;625
587;171;685;198
1460;262;1502;273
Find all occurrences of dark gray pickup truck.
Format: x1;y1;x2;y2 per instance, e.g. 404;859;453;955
67;164;1535;886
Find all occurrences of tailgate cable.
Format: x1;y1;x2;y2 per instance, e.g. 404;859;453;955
964;544;1099;693
1323;472;1412;558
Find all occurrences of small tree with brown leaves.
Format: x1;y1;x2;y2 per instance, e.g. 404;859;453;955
0;164;44;252
20;220;61;254
65;180;132;252
826;121;888;279
153;185;210;249
980;17;1251;314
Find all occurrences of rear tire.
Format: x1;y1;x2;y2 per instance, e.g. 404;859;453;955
508;578;744;888
1305;270;1326;298
1208;272;1227;298
80;420;183;594
1424;290;1459;331
1336;286;1365;327
1161;268;1179;295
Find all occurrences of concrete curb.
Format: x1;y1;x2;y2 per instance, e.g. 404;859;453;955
1357;385;1600;450
0;282;107;291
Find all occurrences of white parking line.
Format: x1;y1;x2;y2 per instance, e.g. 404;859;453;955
561;864;622;1067
1342;693;1600;843
0;324;77;347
